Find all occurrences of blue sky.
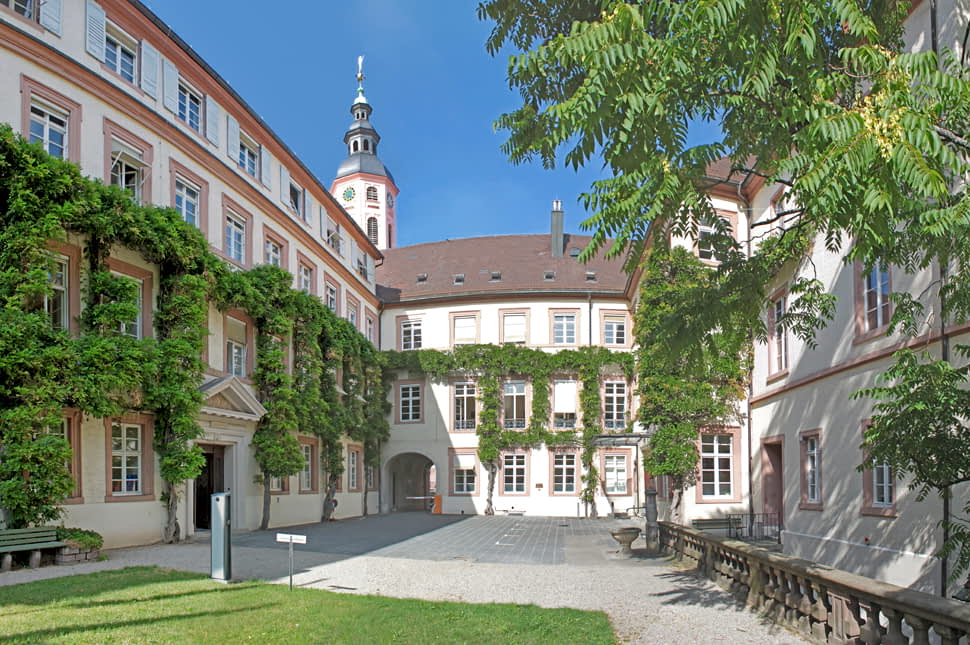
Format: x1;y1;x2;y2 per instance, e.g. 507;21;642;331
147;1;720;248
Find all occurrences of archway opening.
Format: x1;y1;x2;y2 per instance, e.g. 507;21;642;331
386;452;435;512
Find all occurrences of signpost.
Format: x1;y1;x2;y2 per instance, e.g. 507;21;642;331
276;533;307;590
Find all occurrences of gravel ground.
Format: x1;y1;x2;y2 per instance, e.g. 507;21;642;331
0;516;807;645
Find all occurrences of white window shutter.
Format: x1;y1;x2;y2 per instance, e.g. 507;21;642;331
85;1;105;60
279;166;290;204
259;147;272;189
226;115;240;162
454;317;476;344
162;59;179;113
554;381;577;414
304;194;314;223
503;313;526;343
140;42;159;98
455;453;476;469
204;97;220;145
340;232;349;257
40;0;62;35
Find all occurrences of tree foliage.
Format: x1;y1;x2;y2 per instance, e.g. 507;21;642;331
635;248;748;515
481;0;970;580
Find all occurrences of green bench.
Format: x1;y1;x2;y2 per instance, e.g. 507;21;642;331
0;527;66;571
691;518;740;532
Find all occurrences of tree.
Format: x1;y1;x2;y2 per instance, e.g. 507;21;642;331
480;0;970;583
635;247;748;521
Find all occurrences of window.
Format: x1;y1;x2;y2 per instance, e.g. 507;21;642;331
298;264;313;293
552;312;577;345
326;283;339;312
366;186;378;201
863;264;891;332
553;380;577;429
455;467;476;494
299;442;315;492
29;101;67;159
701;434;733;498
801;432;821;508
502;453;526;494
603;381;627;430
346;296;359;328
237;133;258;178
769;293;788;374
264;239;282;267
399;384;421;422
872;463;894;508
452;314;477;345
114;274;143;339
553;453;577;494
502;311;527;344
288;182;304;218
603;314;627;346
46;256;68;330
269;475;286;492
177;83;201;132
225;316;248;378
104;31;136;83
365;316;375;343
503;380;526;429
454;382;476;430
348;448;360;491
110;155;142;202
225;214;245;265
697;220;715;260
367;217;378;245
175;179;199;227
110;423;142;495
326;218;342;255
400;319;422;350
1;0;33;18
604;454;628;494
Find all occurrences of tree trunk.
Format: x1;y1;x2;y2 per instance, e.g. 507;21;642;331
321;473;338;521
484;462;497;515
362;487;368;517
259;473;271;530
671;488;683;525
162;481;181;543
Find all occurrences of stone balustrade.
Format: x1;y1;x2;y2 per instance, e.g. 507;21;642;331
658;522;970;644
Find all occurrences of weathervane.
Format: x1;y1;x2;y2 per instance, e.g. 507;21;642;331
356;55;365;93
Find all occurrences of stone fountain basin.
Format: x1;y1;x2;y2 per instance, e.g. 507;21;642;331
610;527;642;552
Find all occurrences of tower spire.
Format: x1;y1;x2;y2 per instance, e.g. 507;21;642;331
356;55;366;99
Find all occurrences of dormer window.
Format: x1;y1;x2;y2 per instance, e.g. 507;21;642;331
453;274;465;285
352;140;359;153
416;273;428;283
585;271;597;282
363;139;370;152
490;271;502;282
569;248;581;258
544;271;556;281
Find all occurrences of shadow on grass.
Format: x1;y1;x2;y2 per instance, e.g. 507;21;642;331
5;604;265;642
0;566;204;609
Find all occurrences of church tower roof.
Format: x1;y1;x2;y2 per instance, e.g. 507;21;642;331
335;56;394;182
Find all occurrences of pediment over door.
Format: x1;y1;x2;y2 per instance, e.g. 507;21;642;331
199;376;267;422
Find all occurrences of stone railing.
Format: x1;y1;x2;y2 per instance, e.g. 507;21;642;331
659;522;970;644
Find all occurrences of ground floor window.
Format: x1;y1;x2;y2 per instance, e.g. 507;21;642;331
603;454;628;494
502;453;526;494
700;433;733;498
552;453;577;494
111;423;142;495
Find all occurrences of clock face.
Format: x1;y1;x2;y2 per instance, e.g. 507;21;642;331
342;187;356;201
387;193;394;207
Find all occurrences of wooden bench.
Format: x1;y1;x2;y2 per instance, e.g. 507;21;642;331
0;527;66;571
691;518;740;532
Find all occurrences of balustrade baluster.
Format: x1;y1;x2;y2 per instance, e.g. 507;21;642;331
880;607;906;645
902;615;930;645
933;624;964;645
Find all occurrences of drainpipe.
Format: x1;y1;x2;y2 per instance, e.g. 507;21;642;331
927;0;951;598
737;179;756;526
587;291;593;347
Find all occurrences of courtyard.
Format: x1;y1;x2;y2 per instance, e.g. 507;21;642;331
1;515;806;644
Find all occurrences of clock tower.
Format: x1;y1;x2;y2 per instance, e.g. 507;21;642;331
331;57;399;250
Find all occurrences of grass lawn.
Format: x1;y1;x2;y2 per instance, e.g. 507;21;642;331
0;566;616;644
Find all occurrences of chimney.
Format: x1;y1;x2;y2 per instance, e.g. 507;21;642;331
550;200;564;258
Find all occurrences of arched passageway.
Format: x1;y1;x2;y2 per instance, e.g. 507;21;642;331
385;452;435;511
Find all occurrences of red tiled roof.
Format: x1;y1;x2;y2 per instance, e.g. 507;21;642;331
704;155;757;183
377;234;629;303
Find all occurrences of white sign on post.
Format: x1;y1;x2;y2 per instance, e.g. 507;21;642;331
276;533;307;544
276;533;307;590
